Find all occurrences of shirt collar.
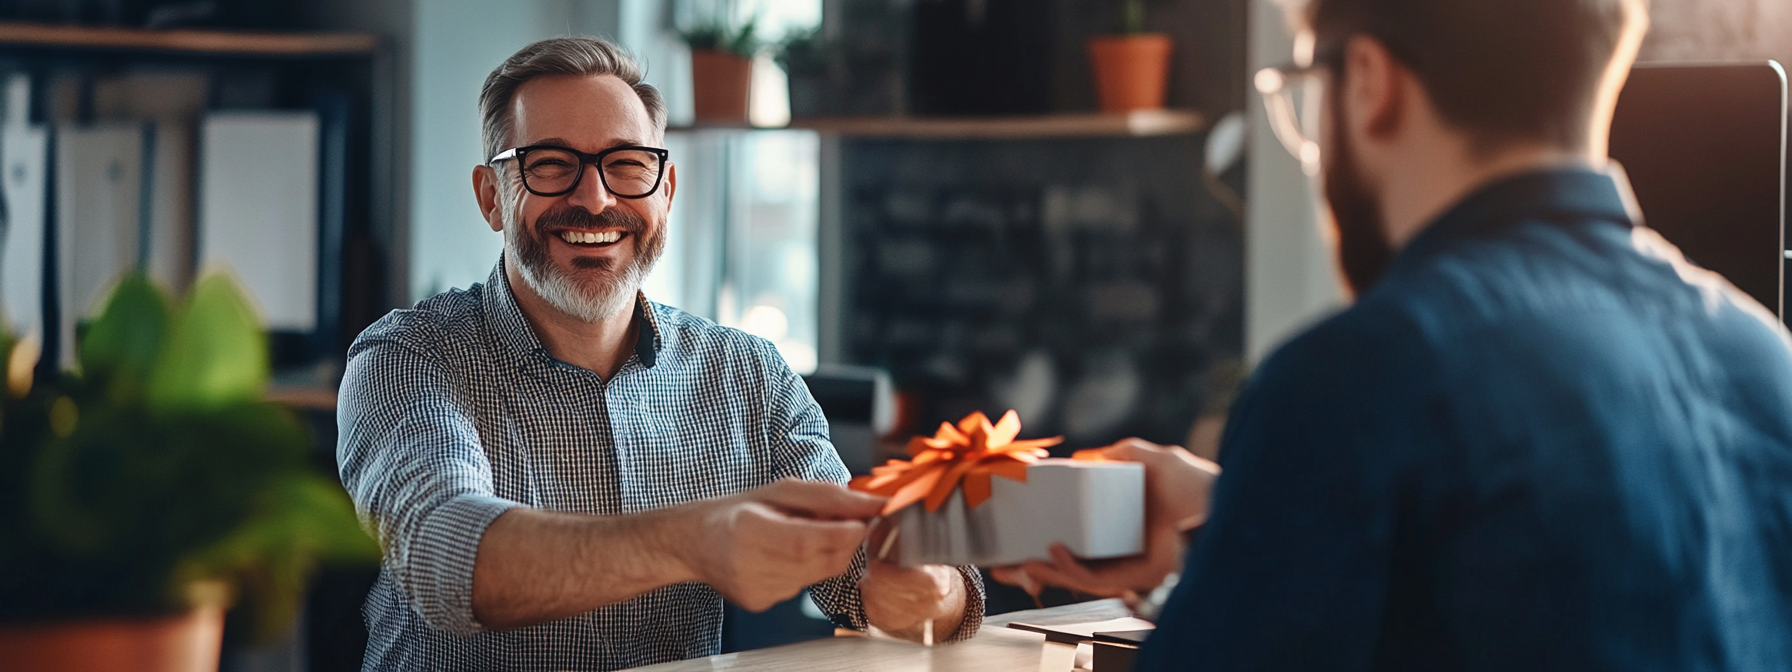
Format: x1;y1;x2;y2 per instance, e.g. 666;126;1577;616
484;256;662;370
1389;164;1643;276
632;289;661;369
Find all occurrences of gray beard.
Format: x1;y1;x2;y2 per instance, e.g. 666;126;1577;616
502;192;662;323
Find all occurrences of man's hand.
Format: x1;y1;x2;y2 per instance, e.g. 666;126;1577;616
991;438;1220;598
680;479;885;612
860;559;967;641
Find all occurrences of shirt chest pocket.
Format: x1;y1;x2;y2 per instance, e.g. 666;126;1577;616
499;374;626;514
616;408;766;511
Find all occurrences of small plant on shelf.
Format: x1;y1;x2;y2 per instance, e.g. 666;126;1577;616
680;13;761;124
679;13;760;59
1089;0;1173;113
772;25;826;74
0;272;377;668
774;26;835;119
1120;0;1148;34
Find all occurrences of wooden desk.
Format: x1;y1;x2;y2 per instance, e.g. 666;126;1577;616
627;600;1133;672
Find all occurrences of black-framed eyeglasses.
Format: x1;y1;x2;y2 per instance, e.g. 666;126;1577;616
489;144;670;199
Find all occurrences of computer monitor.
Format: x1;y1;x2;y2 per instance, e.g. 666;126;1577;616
801;365;893;476
1609;61;1788;319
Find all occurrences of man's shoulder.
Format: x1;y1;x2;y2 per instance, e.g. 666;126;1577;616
646;299;782;366
1251;215;1635;387
350;283;492;357
1374;217;1665;332
1257;297;1435;392
1377;215;1785;349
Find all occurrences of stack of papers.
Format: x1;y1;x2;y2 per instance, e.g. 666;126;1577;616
1005;616;1156;645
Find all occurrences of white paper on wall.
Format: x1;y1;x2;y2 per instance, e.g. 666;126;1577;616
198;111;318;331
1;123;48;340
56;123;144;367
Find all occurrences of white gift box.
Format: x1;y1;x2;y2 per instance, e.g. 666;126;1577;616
885;459;1144;567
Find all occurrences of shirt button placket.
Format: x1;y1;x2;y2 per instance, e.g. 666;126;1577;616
605;371;638;515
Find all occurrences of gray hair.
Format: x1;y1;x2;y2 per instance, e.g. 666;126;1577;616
479;36;668;163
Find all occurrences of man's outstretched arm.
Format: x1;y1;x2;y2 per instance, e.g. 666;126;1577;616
473;479;883;630
341;334;882;634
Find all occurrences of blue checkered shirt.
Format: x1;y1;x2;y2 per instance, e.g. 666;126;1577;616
337;261;984;671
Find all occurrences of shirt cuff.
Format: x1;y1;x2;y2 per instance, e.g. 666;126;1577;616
402;493;522;636
944;565;986;643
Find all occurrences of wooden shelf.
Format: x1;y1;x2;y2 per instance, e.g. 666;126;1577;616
0;21;378;57
791;109;1208;139
668;110;1209;139
266;383;338;412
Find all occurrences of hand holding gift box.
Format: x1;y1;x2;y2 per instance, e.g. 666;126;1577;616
850;410;1145;568
990;437;1222;604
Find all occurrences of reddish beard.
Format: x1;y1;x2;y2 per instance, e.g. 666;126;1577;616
1322;80;1396;298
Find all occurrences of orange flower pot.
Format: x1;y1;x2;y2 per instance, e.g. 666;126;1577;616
690;49;753;124
1087;33;1173;113
0;606;226;672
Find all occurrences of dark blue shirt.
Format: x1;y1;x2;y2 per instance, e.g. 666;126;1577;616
1141;168;1792;671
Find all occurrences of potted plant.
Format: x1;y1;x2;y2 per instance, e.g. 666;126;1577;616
681;14;760;124
1088;0;1173;113
0;272;378;672
774;26;832;120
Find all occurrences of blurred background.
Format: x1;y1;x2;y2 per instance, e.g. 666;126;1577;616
0;0;1785;670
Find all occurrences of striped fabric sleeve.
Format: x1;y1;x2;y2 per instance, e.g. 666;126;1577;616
338;331;522;636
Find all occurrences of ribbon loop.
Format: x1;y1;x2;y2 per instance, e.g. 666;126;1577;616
850;410;1064;516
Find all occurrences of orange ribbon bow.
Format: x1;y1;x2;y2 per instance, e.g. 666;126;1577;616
849;410;1064;517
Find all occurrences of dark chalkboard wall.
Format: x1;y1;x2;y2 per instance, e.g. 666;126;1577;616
839;133;1246;451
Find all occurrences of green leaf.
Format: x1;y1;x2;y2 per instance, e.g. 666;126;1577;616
1122;0;1146;34
29;426;113;554
79;275;171;387
680;13;760;57
174;474;378;641
3;272;378;631
147;273;269;411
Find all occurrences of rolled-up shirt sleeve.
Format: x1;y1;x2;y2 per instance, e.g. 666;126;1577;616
756;340;985;642
337;324;521;637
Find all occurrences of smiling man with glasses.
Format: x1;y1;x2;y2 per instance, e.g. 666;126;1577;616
335;37;980;671
998;0;1792;669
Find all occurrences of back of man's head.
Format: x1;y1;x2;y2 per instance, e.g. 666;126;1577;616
479;36;667;164
1303;0;1648;154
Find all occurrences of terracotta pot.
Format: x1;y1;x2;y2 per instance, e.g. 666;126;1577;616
1087;33;1173;113
0;606;225;672
690;49;754;124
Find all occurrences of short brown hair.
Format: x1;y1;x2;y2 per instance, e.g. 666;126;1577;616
1304;0;1647;151
479;37;667;163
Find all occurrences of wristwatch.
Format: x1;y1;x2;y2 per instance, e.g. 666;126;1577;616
1134;525;1199;622
1132;572;1180;622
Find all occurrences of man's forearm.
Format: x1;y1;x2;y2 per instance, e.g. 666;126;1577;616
469;480;882;631
472;506;698;631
